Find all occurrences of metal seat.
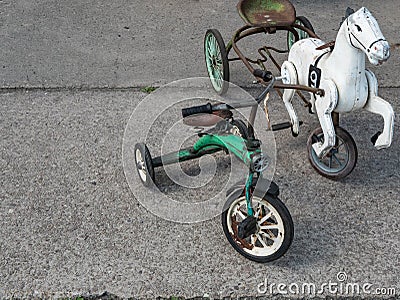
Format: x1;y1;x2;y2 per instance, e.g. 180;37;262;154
183;110;233;127
237;0;296;27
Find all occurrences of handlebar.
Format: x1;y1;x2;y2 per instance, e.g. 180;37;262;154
253;69;273;82
182;103;213;118
182;71;277;118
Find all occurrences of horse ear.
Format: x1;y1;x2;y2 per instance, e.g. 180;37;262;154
340;7;355;28
345;7;355;18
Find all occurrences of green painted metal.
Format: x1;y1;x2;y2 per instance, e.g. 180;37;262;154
237;0;295;27
192;134;261;217
193;134;259;167
205;33;223;93
153;146;222;167
287;19;310;49
156;133;264;217
245;172;255;216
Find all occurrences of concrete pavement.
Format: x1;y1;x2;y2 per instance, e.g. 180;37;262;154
0;0;399;88
0;0;399;299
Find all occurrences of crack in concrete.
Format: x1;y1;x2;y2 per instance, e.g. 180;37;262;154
0;85;399;95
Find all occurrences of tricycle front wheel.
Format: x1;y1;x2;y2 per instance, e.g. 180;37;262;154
222;193;294;263
204;29;230;95
307;127;358;180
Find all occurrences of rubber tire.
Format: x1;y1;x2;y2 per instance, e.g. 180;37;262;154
230;119;249;139
134;143;155;186
307;127;358;180
287;16;315;50
221;193;294;263
204;29;230;95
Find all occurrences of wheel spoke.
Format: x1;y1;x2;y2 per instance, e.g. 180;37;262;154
205;50;213;61
259;211;273;224
261;230;278;242
336;141;345;149
260;224;280;230
211;37;218;55
256;233;269;248
332;154;343;166
251;234;258;246
212;77;222;89
213;70;223;88
235;208;246;221
254;203;262;218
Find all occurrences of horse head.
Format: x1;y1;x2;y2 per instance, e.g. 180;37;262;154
345;7;390;65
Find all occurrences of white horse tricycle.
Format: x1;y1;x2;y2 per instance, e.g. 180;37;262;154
282;6;394;178
204;1;395;179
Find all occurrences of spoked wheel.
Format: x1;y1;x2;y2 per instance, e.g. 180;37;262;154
134;143;155;186
287;16;315;49
307;127;358;180
204;29;230;95
230;119;249;139
222;193;294;263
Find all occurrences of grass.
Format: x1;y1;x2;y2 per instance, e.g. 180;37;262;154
140;86;157;93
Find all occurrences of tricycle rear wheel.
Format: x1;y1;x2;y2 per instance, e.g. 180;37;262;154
134;143;155;186
204;29;230;95
230;119;249;139
287;16;315;49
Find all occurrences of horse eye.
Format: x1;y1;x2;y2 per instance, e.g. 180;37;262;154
355;24;362;32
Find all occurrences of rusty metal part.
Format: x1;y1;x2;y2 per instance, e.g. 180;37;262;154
316;40;336;51
292;23;319;39
226;25;266;55
231;216;254;250
223;11;325;129
214;109;233;119
230;26;293;75
257;46;312;106
182;109;233;127
237;0;296;27
274;82;324;96
332;112;340;126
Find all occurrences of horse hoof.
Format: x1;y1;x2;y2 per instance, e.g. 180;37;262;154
371;131;382;145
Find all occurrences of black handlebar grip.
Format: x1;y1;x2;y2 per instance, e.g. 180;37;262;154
182;103;213;118
253;69;273;82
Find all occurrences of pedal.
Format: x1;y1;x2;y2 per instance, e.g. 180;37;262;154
271;121;303;132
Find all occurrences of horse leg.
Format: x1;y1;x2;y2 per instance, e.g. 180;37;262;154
313;80;339;157
364;70;394;149
281;61;300;136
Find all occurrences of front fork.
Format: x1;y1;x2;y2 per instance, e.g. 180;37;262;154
245;171;255;217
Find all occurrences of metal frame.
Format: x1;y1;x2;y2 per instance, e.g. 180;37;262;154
150;86;276;217
225;23;331;119
152;133;263;217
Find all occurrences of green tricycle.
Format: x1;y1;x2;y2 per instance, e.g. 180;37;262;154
135;76;295;262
